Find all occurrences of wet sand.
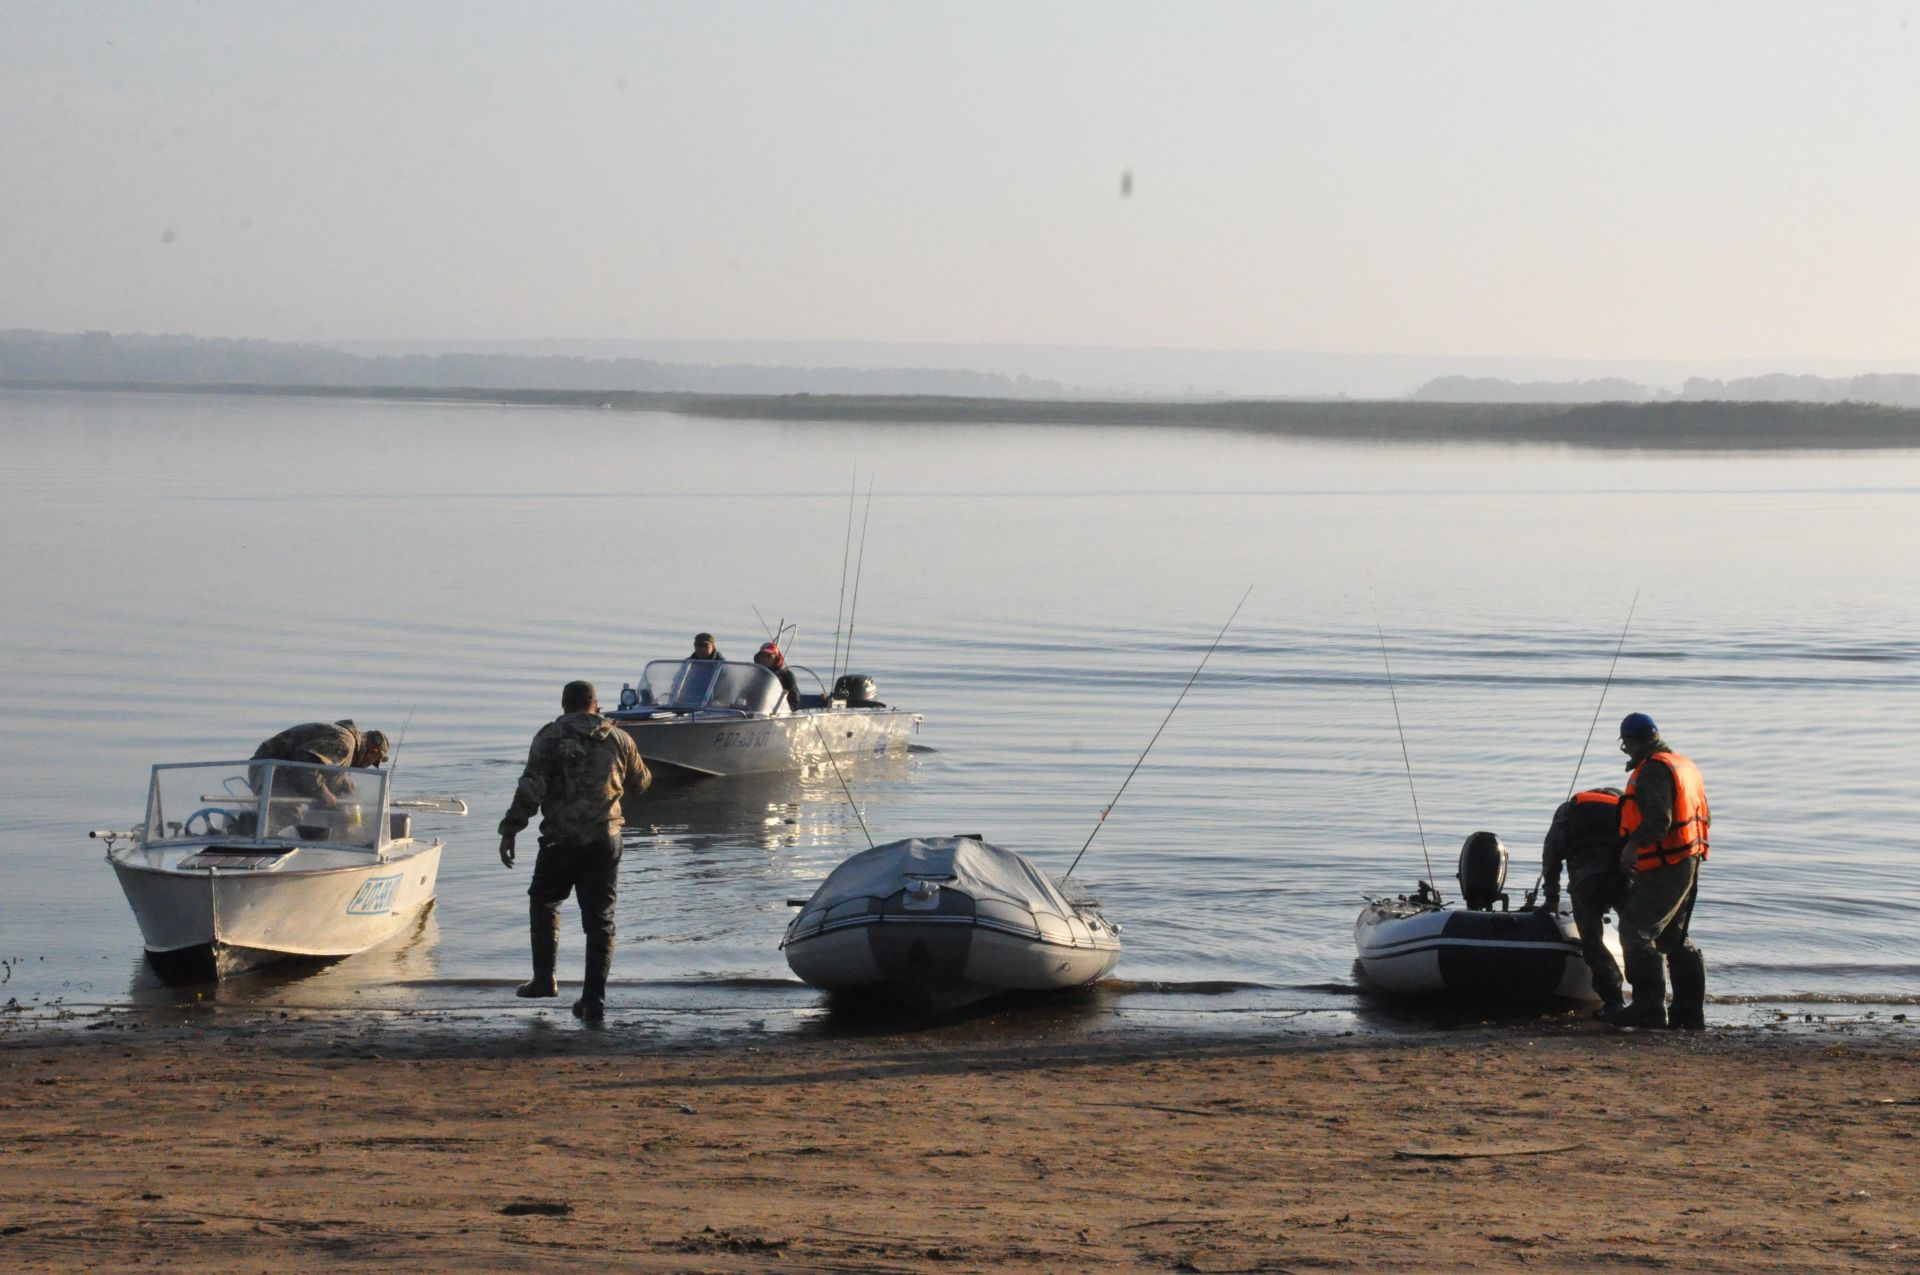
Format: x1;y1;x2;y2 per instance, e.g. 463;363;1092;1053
3;1013;1915;1272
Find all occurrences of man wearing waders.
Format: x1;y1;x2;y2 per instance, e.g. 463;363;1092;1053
1540;787;1629;1012
1599;713;1710;1030
498;681;651;1023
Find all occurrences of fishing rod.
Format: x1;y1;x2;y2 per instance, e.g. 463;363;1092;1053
1371;599;1438;900
840;477;876;679
1064;585;1252;879
804;712;875;849
1565;588;1640;802
1526;588;1640;908
831;469;857;683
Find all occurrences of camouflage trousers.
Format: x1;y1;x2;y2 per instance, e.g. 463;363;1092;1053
1617;856;1702;1003
1569;872;1628;1006
528;830;622;940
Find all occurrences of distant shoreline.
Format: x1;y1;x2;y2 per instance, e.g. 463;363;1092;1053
9;378;1920;448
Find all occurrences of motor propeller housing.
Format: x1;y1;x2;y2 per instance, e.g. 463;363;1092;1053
833;673;882;706
1456;831;1510;911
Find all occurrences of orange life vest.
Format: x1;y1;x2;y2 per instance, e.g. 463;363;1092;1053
1619;750;1710;871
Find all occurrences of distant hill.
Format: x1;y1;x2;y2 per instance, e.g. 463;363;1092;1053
1410;375;1662;403
10;377;1920;449
1412;371;1920;407
0;329;1078;398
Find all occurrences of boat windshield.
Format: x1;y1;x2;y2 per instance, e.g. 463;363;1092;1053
637;660;785;714
143;760;389;852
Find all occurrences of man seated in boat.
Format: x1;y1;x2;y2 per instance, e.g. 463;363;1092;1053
1539;786;1629;1013
688;632;724;662
248;720;390;831
754;642;803;710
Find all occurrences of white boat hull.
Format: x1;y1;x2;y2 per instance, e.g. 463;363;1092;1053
1354;899;1622;1002
110;840;443;977
615;706;919;777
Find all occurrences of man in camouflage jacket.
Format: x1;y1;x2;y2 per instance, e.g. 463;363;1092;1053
498;681;651;1022
250;720;390;824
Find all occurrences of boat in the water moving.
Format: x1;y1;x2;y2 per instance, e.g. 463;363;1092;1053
781;835;1122;1012
94;759;467;979
608;658;920;777
1354;831;1623;1003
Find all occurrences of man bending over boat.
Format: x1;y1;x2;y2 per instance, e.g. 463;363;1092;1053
1599;713;1710;1031
1540;786;1628;1013
755;642;803;710
498;680;651;1024
249;720;390;822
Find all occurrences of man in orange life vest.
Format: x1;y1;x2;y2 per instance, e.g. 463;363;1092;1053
1598;712;1710;1030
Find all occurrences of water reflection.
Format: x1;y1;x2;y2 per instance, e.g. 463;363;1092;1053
792;984;1115;1041
124;908;443;1006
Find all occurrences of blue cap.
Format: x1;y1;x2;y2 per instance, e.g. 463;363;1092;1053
1619;711;1658;738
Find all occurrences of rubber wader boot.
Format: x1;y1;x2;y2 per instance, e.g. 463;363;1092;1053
1598;953;1668;1028
572;933;611;1023
1666;948;1707;1030
516;907;560;998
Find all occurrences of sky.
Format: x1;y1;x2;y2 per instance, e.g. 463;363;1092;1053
4;1;1919;361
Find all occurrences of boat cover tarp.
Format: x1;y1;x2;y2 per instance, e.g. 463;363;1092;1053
810;836;1077;919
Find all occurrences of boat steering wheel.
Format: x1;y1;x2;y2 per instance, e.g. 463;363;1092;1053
182;807;233;837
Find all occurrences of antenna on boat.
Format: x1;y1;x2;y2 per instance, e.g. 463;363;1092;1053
1371;596;1438;900
831;468;857;682
805;714;875;850
1525;588;1640;908
750;607;797;659
1065;585;1251;879
386;705;416;784
841;477;876;677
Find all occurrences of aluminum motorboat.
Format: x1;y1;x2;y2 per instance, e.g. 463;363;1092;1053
607;658;921;778
93;759;467;979
781;835;1121;1012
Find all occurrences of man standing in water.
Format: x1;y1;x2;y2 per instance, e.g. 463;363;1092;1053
1540;786;1628;1013
498;681;651;1023
1600;713;1710;1030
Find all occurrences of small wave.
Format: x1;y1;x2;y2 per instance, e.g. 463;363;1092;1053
1711;992;1920;1007
1712;961;1920;979
1099;979;1273;996
393;976;808;992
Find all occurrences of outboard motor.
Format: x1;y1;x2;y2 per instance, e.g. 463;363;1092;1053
1456;831;1509;911
833;673;883;707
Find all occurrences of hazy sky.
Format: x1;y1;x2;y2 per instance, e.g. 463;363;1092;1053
4;1;1918;359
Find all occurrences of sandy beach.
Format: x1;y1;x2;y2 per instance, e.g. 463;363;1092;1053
3;1013;1914;1272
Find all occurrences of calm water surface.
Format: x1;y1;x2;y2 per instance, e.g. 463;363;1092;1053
2;388;1916;1035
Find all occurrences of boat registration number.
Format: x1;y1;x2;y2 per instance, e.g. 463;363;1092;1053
715;728;773;750
346;873;405;916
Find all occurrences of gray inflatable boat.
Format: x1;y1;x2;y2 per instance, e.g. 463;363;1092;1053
781;835;1122;1012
